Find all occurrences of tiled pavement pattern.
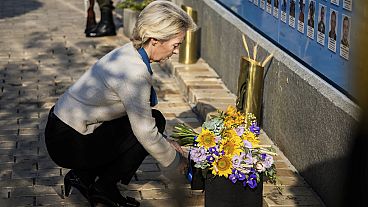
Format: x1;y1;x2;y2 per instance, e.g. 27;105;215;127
0;0;324;206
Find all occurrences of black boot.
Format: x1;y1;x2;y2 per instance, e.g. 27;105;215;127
64;170;96;200
88;181;140;207
86;8;116;37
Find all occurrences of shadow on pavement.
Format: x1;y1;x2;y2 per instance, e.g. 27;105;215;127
0;0;43;19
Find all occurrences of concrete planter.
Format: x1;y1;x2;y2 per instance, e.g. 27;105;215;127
123;8;140;38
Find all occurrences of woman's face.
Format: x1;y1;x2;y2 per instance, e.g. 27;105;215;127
149;31;186;62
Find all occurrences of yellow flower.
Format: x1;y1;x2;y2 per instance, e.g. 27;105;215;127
224;106;246;128
225;106;237;116
222;129;238;139
197;128;216;149
211;156;233;177
220;136;243;156
242;131;260;147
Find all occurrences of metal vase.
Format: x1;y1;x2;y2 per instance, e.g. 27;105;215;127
236;57;265;121
179;5;200;64
205;173;263;207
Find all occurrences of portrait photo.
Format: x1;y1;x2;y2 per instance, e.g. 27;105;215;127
317;4;326;33
307;0;315;28
341;15;350;47
328;9;338;40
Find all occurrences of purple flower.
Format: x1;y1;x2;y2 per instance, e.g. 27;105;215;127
262;154;274;168
235;126;245;136
261;153;267;160
229;173;238;184
245;153;256;165
190;147;207;163
250;123;260;135
237;171;246;181
243;173;258;189
206;155;215;163
243;140;253;148
208;146;219;156
250;168;256;174
247;177;258;189
231;169;246;181
232;155;242;168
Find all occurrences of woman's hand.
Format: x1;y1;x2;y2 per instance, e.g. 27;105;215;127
167;139;184;156
167;139;188;174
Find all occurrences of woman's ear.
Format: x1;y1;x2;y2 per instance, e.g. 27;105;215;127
150;38;159;46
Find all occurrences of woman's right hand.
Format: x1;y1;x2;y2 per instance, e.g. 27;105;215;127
167;139;185;156
167;139;188;173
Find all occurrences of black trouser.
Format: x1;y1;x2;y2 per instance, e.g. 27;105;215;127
44;107;165;185
97;0;114;12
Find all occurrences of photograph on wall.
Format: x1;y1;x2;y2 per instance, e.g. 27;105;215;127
274;0;279;18
328;9;338;52
297;0;305;33
289;0;296;28
260;0;266;9
340;15;350;60
307;0;315;39
343;0;352;11
281;0;287;23
317;4;326;45
254;0;259;6
331;0;339;6
267;0;272;14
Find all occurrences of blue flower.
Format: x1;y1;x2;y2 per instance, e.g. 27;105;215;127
209;146;219;156
206;155;215;163
250;123;260;135
229;173;238;184
246;173;258;189
247;178;257;189
238;171;246;181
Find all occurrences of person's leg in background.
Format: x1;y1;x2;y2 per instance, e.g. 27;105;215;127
85;0;97;35
86;0;116;37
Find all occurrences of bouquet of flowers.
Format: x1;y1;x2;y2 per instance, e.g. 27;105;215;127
172;106;277;189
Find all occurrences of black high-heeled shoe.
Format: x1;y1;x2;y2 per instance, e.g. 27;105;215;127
64;170;90;199
88;184;140;207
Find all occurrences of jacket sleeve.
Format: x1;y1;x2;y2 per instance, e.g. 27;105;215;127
111;61;178;168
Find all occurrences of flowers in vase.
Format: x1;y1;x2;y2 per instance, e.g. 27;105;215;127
173;106;277;189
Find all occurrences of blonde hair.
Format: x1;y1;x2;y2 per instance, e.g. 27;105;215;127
131;0;197;49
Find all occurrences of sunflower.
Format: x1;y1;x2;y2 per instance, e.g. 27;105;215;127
225;105;237;116
211;156;233;177
197;128;216;149
222;129;238;139
224;106;246;128
220;136;243;156
242;131;260;147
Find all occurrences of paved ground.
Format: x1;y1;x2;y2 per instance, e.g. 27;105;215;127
0;0;325;206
